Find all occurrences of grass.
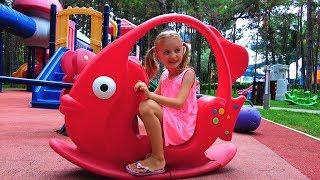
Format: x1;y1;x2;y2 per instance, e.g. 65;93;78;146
259;109;320;138
1;83;26;89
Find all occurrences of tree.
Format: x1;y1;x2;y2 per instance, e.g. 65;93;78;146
305;0;314;90
313;10;320;91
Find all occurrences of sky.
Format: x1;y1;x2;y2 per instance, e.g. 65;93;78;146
225;17;265;66
230;4;309;81
233;5;306;66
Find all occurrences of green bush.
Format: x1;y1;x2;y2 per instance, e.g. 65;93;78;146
200;82;251;92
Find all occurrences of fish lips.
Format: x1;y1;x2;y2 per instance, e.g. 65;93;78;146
59;94;85;115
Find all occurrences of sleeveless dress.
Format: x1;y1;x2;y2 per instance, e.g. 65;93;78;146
159;68;198;146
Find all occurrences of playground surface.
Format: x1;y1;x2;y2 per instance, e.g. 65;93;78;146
0;90;319;179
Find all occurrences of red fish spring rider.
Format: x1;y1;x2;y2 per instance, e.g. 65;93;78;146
49;14;249;179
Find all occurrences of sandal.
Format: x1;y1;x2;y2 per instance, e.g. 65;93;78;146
125;161;165;176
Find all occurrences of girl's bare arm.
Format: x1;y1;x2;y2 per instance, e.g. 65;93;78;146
149;70;195;109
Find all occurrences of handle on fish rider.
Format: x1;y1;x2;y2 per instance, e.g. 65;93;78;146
115;14;232;101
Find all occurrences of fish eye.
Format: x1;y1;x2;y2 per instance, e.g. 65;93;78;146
92;76;116;99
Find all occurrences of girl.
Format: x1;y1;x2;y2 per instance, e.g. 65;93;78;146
126;30;198;176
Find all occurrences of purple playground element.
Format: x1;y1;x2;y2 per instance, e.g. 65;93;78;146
235;106;261;133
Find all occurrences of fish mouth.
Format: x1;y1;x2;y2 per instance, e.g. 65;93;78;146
59;94;85;115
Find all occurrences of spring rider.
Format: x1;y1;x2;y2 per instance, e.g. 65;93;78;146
49;14;249;179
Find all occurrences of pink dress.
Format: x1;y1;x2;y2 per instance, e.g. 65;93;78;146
160;68;198;146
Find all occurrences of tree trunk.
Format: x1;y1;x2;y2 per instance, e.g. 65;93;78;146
269;29;276;64
281;19;289;65
195;32;202;81
313;26;319;92
296;10;301;84
262;12;269;66
207;53;213;94
314;10;320;92
190;29;195;68
300;5;306;88
251;16;260;104
305;0;314;90
232;22;236;43
156;0;167;14
266;9;276;64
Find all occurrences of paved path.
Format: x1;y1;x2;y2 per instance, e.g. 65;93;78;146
254;106;320;114
1;90;319;179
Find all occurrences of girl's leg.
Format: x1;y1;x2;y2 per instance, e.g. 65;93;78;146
139;99;164;160
128;99;165;172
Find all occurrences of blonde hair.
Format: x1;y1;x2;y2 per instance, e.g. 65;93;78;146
144;30;190;79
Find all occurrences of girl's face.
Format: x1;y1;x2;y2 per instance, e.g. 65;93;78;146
156;37;185;71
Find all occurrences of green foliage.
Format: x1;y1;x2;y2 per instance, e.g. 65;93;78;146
201;82;251;95
2;83;26;89
17;45;25;65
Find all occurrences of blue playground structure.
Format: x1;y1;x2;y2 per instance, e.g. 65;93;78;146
31;48;67;109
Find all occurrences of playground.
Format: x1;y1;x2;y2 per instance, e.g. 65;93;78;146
0;0;320;179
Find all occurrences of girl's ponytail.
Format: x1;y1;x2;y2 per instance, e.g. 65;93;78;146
178;42;190;71
144;47;159;79
182;42;190;62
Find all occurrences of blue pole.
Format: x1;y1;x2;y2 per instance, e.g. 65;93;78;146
116;18;121;38
0;32;3;92
0;76;72;88
102;5;110;48
49;4;57;58
73;17;78;50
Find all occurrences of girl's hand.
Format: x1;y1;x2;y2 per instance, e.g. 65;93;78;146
134;80;151;98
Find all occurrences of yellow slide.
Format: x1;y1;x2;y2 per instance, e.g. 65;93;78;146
12;63;28;78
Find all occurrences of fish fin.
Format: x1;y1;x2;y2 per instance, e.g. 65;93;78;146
208;26;249;83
